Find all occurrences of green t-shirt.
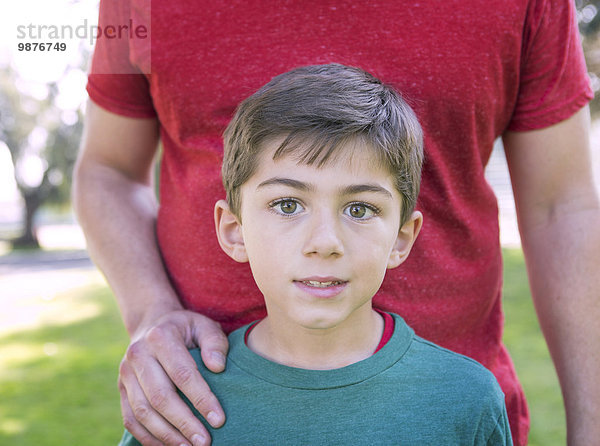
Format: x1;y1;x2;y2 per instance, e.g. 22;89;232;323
120;313;512;445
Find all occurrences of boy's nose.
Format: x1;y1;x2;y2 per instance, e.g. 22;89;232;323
302;209;344;258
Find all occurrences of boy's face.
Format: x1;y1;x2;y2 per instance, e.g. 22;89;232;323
215;138;422;331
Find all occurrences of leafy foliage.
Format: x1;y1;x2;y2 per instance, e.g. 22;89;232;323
577;0;600;116
0;64;85;246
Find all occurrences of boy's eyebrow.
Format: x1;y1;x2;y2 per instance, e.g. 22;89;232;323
256;177;314;192
256;177;393;198
340;184;393;199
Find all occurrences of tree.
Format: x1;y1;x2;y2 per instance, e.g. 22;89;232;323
0;64;85;248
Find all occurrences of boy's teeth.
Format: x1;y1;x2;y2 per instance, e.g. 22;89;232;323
304;280;340;287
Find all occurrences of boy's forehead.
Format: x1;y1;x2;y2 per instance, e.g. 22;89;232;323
258;134;388;173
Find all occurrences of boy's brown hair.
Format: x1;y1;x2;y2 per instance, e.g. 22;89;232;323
222;63;423;225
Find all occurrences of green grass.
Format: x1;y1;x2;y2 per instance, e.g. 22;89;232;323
502;249;566;445
0;284;130;445
0;248;565;445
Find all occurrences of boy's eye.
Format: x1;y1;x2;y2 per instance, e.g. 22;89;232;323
280;201;297;214
344;203;377;219
271;199;304;216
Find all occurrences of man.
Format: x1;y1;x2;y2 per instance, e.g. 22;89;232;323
73;1;599;445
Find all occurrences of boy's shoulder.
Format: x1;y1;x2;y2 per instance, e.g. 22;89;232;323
391;316;505;407
391;312;497;373
409;331;499;381
413;335;501;382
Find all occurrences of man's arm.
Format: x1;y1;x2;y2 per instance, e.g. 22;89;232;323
73;101;227;446
503;105;600;445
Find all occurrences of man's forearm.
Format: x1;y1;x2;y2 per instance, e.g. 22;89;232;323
73;161;183;336
519;201;600;445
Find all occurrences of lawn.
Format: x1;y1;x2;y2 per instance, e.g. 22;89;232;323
0;248;564;445
0;282;129;445
502;249;566;445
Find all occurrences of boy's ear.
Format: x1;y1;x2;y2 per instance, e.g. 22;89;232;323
214;199;248;263
387;211;423;269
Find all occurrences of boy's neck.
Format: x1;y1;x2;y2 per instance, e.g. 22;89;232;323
246;307;384;370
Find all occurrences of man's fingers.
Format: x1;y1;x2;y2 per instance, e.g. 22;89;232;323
190;316;229;374
147;324;226;429
123;345;212;446
119;377;164;446
198;337;228;374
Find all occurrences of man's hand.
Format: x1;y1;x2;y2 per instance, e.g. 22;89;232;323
119;310;229;446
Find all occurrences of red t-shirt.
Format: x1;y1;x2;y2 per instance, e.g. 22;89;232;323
87;1;593;444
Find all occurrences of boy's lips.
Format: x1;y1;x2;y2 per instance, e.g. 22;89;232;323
294;276;347;287
293;277;348;298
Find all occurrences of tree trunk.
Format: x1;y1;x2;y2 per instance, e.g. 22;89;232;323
12;190;42;249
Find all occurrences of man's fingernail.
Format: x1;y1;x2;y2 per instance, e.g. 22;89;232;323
207;410;222;427
211;352;226;367
191;433;206;446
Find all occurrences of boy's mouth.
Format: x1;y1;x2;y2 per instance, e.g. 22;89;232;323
302;280;343;288
293;277;348;298
295;278;347;288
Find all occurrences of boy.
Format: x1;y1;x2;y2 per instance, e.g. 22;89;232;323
120;63;512;445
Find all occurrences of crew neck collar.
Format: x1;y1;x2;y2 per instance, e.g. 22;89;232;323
227;313;414;390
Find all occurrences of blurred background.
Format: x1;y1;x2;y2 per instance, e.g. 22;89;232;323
1;1;599;445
